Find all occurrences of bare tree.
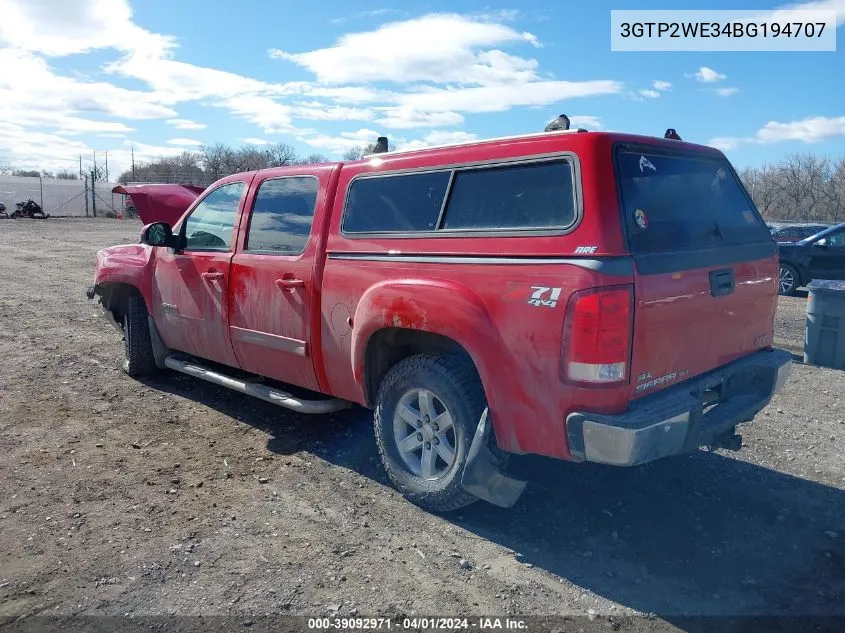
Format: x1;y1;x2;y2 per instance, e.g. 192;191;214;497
264;143;298;167
739;153;845;223
295;153;329;165
0;159;12;175
824;158;845;223
200;143;232;181
342;141;389;161
771;153;830;221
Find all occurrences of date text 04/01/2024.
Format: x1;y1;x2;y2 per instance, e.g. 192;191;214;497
307;617;528;630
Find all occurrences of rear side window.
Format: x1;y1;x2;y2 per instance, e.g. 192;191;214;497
616;150;770;253
442;160;575;230
246;177;318;254
343;171;449;233
342;158;577;234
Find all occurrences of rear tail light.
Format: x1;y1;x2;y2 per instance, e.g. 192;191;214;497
562;285;633;386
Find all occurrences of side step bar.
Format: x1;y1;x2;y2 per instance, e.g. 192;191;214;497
163;355;352;414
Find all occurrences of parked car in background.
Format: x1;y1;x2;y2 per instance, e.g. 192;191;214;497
778;223;845;295
771;223;829;243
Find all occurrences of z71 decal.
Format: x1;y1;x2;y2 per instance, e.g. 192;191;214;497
528;286;563;308
502;284;564;308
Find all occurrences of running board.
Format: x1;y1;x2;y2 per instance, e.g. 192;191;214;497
163;356;352;414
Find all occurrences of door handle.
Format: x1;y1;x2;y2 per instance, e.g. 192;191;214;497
202;271;224;282
275;278;305;292
709;269;735;297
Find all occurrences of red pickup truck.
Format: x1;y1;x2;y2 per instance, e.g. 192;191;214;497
88;125;792;511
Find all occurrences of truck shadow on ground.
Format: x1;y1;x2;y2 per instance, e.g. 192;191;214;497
147;373;844;623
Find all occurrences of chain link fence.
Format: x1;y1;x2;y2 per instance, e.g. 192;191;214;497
0;175;122;217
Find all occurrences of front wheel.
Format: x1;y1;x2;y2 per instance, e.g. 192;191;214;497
122;295;158;377
374;354;484;512
779;263;800;296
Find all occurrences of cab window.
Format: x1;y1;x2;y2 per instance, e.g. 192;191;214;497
183;182;245;251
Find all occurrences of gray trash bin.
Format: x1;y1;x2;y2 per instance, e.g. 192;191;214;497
804;279;845;369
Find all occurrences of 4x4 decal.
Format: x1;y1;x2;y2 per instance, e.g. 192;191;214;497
528;286;562;308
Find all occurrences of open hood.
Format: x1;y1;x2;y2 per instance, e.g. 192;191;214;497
112;184;206;225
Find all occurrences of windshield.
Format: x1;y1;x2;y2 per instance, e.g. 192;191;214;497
616;149;771;254
798;223;845;244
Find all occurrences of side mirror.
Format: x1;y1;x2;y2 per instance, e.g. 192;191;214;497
141;222;175;247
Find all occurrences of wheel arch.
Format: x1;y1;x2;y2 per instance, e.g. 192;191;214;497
350;278;522;452
363;328;479;407
95;281;148;324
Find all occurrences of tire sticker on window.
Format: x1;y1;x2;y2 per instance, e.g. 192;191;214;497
634;208;649;230
639;155;657;173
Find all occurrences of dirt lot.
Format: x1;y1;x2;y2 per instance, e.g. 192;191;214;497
0;219;843;631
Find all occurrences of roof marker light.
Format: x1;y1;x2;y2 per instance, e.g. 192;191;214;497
545;114;571;132
664;128;682;140
372;136;389;154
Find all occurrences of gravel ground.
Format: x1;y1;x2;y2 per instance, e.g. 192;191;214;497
0;219;842;632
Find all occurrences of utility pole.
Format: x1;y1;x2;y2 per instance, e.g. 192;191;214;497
79;155;82;179
84;175;89;217
131;146;136;182
90;169;97;217
105;151;109;183
39;174;44;212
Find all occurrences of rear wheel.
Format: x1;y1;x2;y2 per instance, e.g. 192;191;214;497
374;354;483;512
122;295;158;377
778;263;799;296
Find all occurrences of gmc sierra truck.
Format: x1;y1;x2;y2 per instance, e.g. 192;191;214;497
89;125;792;511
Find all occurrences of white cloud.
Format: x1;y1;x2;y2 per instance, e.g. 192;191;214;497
392;80;621;114
377;107;465;129
0;49;175;123
0;121;91;172
270;13;542;85
652;80;672;91
0;0;174;57
749;0;845;27
398;130;479;151
216;94;297;134
688;66;726;83
567;115;602;129
0;2;624;168
757;116;845;143
708;136;751;151
297;128;384;154
330;8;399;25
166;138;203;146
639;89;661;99
290;102;375;122
708;115;845;151
240;138;270;145
167;118;207;130
716;87;740;97
103;140;200;176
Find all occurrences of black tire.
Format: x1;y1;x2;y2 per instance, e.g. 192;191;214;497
778;263;800;296
122;294;158;377
374;354;485;512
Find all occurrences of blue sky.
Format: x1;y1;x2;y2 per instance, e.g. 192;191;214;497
0;0;842;177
